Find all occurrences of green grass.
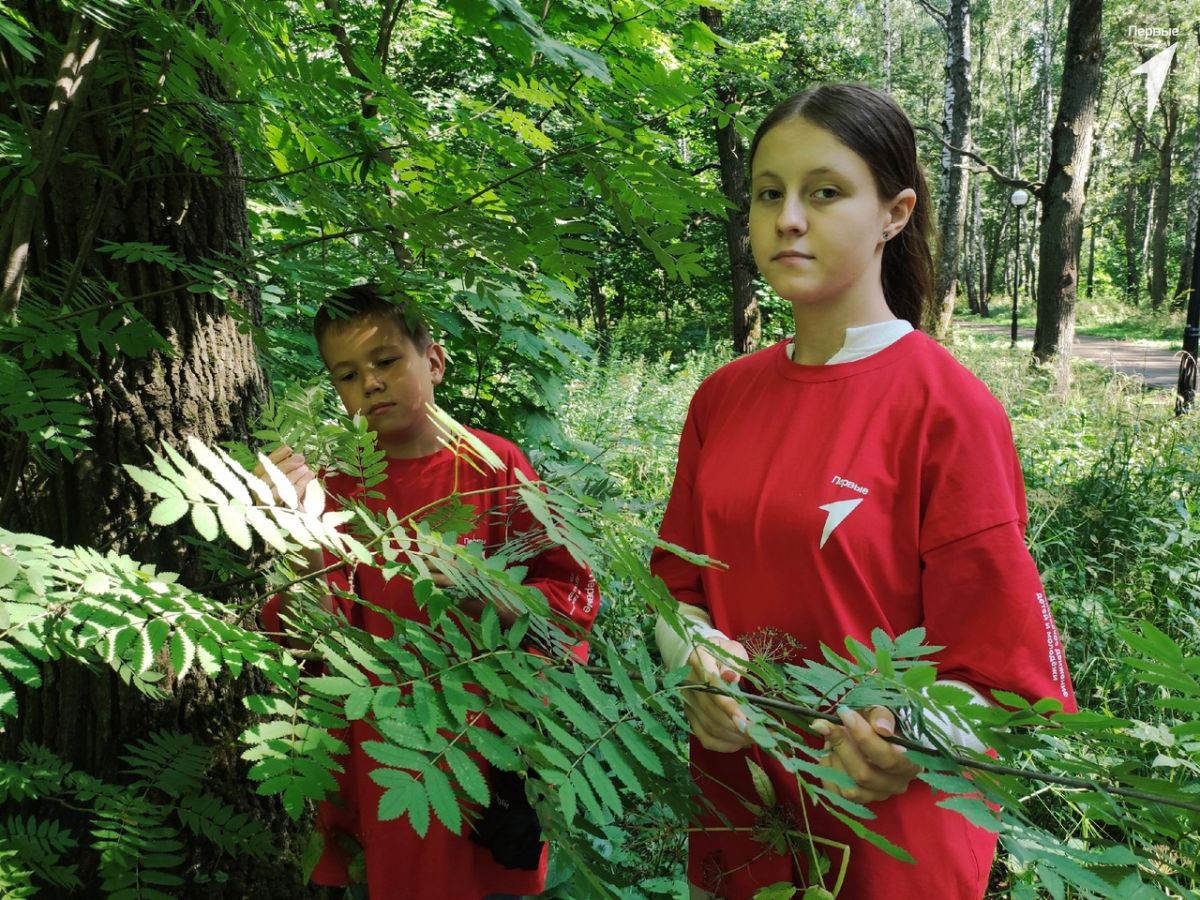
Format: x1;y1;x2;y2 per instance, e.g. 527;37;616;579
973;289;1186;348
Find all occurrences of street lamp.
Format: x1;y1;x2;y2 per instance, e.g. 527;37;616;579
1010;188;1030;348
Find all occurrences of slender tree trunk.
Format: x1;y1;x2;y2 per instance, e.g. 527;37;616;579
1032;0;1103;369
1175;114;1200;308
985;202;1009;309
588;273;610;361
0;7;311;897
926;0;972;338
1142;179;1157;298
1123;127;1146;303
883;0;894;92
1086;220;1096;298
1149;97;1178;308
700;6;760;354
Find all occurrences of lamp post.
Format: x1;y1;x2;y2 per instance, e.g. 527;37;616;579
1010;188;1030;348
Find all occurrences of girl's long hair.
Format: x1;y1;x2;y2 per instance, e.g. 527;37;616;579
748;84;935;329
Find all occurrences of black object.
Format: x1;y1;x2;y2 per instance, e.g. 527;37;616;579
469;768;543;870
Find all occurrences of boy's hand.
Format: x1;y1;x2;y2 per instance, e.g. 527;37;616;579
684;638;753;752
812;706;921;804
255;446;323;572
254;445;317;506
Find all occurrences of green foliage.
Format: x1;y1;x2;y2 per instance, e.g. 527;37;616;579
0;733;272;896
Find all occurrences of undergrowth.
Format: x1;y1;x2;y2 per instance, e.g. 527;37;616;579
555;325;1200;897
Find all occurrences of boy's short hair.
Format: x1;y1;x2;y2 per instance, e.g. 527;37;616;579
313;283;433;352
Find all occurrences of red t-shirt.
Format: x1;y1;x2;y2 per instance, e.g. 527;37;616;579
266;429;597;898
652;333;1075;899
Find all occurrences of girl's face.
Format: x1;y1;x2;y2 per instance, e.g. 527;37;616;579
749;118;912;315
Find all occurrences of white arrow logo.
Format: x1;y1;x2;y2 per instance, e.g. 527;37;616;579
818;498;863;549
1133;43;1177;121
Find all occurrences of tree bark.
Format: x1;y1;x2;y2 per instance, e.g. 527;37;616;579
699;7;760;355
588;273;610;361
1149;97;1178;308
0;6;314;897
1122;126;1146;303
926;0;972;339
1032;0;1102;369
1175;102;1200;308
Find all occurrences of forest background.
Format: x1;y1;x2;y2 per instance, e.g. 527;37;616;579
1;0;1200;898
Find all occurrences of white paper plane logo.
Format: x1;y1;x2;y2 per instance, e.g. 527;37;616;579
1133;43;1177;121
818;498;863;549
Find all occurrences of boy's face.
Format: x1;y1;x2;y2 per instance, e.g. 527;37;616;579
320;314;446;458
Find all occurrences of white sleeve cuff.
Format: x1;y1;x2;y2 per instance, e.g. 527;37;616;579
654;603;727;672
898;679;993;753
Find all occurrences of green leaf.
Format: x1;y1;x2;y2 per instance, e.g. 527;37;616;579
445;746;489;805
582;753;622;817
190;504;220;541
217;504;253;550
746;758;776;807
936;796;1000;833
169;630;195;678
423;764;461;834
149;497;190;526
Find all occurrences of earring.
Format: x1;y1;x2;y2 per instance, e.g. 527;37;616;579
882;230;891;240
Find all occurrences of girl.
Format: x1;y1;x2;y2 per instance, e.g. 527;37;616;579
651;84;1075;899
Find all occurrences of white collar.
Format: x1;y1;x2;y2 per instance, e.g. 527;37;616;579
786;319;914;365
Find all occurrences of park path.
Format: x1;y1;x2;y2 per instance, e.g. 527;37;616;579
958;319;1185;389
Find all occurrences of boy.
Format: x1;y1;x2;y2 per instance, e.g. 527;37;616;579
259;283;597;898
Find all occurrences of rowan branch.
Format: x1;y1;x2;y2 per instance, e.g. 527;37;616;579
656;680;1200;816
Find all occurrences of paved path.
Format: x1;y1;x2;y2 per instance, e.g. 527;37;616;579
958;319;1186;389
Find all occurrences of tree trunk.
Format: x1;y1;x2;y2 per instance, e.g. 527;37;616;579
984;202;1009;310
883;0;894;92
1175;105;1200;308
926;0;972;338
1032;0;1102;369
699;7;760;355
588;273;610;361
0;6;313;897
1142;179;1157;298
1149;97;1179;308
1123;127;1146;303
1086;220;1096;298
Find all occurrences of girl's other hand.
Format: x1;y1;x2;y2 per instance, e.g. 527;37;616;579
812;706;921;803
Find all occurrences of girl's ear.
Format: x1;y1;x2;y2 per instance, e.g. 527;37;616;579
886;188;917;232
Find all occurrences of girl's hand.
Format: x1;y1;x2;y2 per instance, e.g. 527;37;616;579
684;638;753;752
812;706;921;804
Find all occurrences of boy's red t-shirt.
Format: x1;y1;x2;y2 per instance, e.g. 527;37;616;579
652;333;1075;899
264;429;597;899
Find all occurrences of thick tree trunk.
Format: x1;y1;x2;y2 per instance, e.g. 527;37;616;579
0;7;313;898
1032;0;1102;369
700;7;760;355
926;0;972;338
